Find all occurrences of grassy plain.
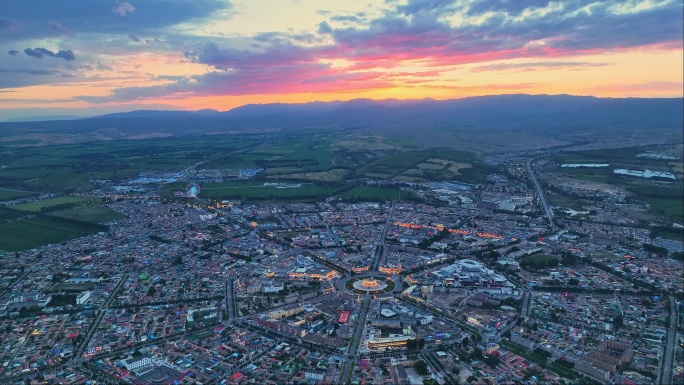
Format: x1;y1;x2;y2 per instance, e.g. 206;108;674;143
0;189;38;202
645;198;684;222
339;186;415;202
0;216;103;251
53;206;126;223
0;137;253;192
13;197;101;212
197;181;354;201
363;148;488;183
268;169;348;182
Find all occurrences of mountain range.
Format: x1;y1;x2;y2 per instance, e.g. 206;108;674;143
0;94;681;148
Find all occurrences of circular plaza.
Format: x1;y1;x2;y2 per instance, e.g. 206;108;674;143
344;275;396;295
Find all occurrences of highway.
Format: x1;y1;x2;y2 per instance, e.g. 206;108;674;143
526;158;554;228
659;296;678;385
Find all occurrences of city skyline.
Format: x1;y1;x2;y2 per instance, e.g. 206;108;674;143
0;0;682;119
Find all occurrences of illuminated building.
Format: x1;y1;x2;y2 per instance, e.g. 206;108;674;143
367;326;416;351
379;264;402;275
288;267;338;281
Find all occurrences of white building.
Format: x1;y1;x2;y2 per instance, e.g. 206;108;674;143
76;291;91;305
121;355;154;371
304;369;326;382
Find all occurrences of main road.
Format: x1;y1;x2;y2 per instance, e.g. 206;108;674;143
337;299;370;384
74;274;128;360
225;278;236;319
526;158;554;228
372;201;395;271
659;296;678;385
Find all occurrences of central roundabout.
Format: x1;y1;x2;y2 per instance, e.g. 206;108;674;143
344;275;396;295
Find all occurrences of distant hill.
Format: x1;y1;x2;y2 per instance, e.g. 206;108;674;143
0;94;681;148
220;94;683;128
91;109;221;119
4;115;84;122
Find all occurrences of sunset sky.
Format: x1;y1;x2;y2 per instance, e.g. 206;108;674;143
1;0;682;119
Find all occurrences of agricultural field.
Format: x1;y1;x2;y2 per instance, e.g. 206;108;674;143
12;196;101;212
0;215;104;251
554;167;612;184
339;185;416;202
252;140;334;173
643;197;684;222
0;137;253;192
0;189;37;202
53;206;126;224
0;206;24;221
545;145;683;222
333;134;399;151
268;169;348;182
362;148;488;183
194;181;354;201
202;139;336;179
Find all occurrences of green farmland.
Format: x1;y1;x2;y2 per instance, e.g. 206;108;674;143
339;186;416;202
0;137;253;192
0;189;38;202
199;182;353;201
53;206;127;224
0;215;105;252
12;196;101;212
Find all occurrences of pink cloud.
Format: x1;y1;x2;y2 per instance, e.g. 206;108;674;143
112;2;135;17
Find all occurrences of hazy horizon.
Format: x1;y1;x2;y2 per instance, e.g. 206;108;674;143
1;0;682;121
2;92;684;122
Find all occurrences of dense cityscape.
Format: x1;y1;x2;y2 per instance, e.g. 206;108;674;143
1;1;683;384
0;142;682;385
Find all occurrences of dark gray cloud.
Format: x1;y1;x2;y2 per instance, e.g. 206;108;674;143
78;61;112;71
318;21;333;34
0;67;76;88
77;61;391;103
1;0;231;40
68;0;682;103
0;18;19;29
464;0;555;16
397;0;458;15
8;49;18;56
129;34;141;42
0;68;73;76
472;61;608;72
24;47;76;61
48;20;70;35
330;14;366;24
323;0;683;63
